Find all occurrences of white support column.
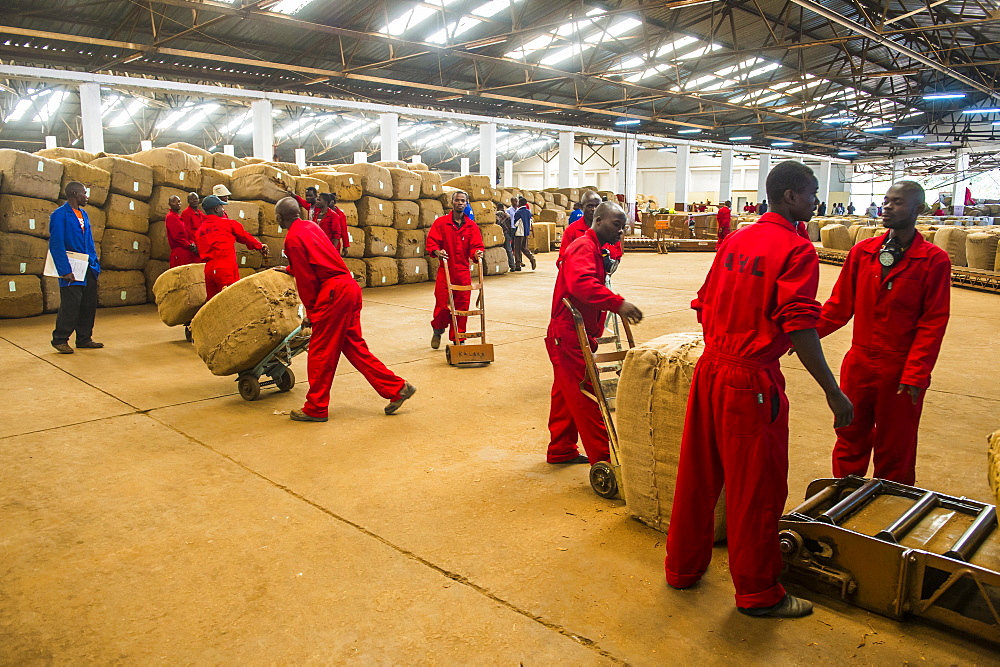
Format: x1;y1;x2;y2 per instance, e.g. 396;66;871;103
410;155;422;165
45;135;57;149
223;144;235;156
558;131;574;188
953;149;970;214
460;157;470;176
719;148;734;204
818;160;832;209
843;164;854;197
891;157;904;184
576;143;585;189
503;159;514;188
618;137;638;220
139;140;152;151
353;151;367;164
250;99;274;161
78;82;104;154
294;148;306;170
675;144;691;212
756;152;771;204
379;113;398;162
479;123;497;180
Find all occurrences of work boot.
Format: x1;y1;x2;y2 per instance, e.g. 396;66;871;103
385;382;417;415
52;342;74;354
77;340;104;349
430;329;444;349
529;255;537;270
290;409;328;422
548;455;589;464
738;595;813;618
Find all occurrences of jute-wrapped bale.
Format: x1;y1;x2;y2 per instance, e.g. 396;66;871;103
989;429;1000;507
418;171;443;199
90;157;153;201
153;263;207;325
200;168;230;196
920;229;936;243
337;164;393;199
237;200;279;236
847;224;865;244
143;260;169;304
86;206;106;244
103;194;150;234
821;224;852;250
418;199;444;228
338;202;358;228
478;223;505;249
395;229;426;258
41;275;60;313
388;168;421;201
224;201;262;235
166;142;213;164
428;256;440;280
374;160;408;169
364;226;397;258
131;148;202;191
100;229;151;271
0;195;56;238
528;222;554;253
966;232;1000;270
0;150;64;201
344;228;364;259
96;269;146;307
269;161;300;177
0;275;43;318
364;257;399;287
148;186;187;222
238;267;256;280
235;245;264;270
438;186;460;209
230;164;294;203
260;235;286;268
855;226;881;244
311;171;362;202
933;226;968;266
537;208;567;225
295;175;326;198
392;200;419;230
471;246;510;276
55;158;110;207
357;197;394;228
444;175;491;201
616;333;726;539
469;200;493;221
190;269;302;376
409;162;429;171
0;232;47;275
806;219;820;242
147;221;170;261
36;147;95;163
210;153;245;171
343;258;367;288
395;258;428;284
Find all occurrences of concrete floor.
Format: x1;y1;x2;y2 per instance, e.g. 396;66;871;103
1;251;997;664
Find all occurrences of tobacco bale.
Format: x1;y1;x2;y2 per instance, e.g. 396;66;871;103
210;153;246;171
224;201;263;235
54;158;111;207
343;258;367;288
933;226;968;266
443;175;491;201
395;257;429;284
152;263;207;325
820;224;852;251
143;260;170;304
392;200;420;230
395;229;426;258
229;164;294;203
89;157;153;201
96;269;146;307
357;197;394;228
36;147;95;163
966;232;1000;270
0;150;64;201
103;194;150;234
418;171;443;199
418;199;444;229
166;142;213;164
363;257;399;287
363;226;397;258
147;186;187;223
387;168;421;201
100;229;151;271
130;147;202;191
478;223;505;249
0;195;57;238
0;232;48;275
335;164;393;199
0;275;43;318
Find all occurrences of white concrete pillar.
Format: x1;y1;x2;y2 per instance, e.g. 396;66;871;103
379;113;398;162
353;151;368;163
410;155;422;165
675;144;691;211
953;149;970;214
460;157;470;176
79;82;104;154
891;157;904;184
719;148;734;204
294;148;306;169
756;152;771;203
818;160;832;210
139;140;152;151
503;159;514;188
576;143;585;188
224;144;235;156
843;164;854;197
479;123;497;180
45;135;57;149
250;99;274;161
618;137;638;220
558;131;574;188
542;159;552;190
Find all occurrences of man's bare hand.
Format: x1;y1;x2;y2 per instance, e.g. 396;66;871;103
436;249;449;261
618;301;643;324
827;389;854;429
260;243;270;258
60;273;75;282
474;249;485;261
897;383;922;405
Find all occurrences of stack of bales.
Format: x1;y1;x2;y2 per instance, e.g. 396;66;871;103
338;163;399;288
386;166;429;285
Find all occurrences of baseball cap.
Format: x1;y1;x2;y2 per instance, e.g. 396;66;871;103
212;184;232;197
201;195;225;211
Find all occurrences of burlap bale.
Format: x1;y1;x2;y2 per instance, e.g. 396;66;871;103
97;269;146;307
542;191;555;204
966;232;1000;270
190;269;302;376
988;429;1000;507
418;199;444;228
86;206;106;244
395;229;425;258
338;202;359;228
537;208;567;225
855;226;881;244
165;142;213;164
343;258;367;288
344;228;364;259
309;171;363;202
528;222;555;253
920;230;936;243
428;256;440;280
443;175;491;201
438;186;460;209
392;200;419;230
806;219;821;242
821;224;852;250
54;158;110;207
995;244;1000;273
471;246;509;276
235;245;264;270
418;171;443;198
224;201;263;235
357;197;394;228
0;150;63;201
374;160;408;169
41;275;60;313
846;224;864;244
469;200;494;221
387;168;421;201
238;267;256;280
230;164;294;203
147;186;187;222
0;232;47;275
238;199;281;236
0;274;43;318
152;263;207;325
90;157;153;201
409;162;429;171
103;194;150;234
0;195;56;238
36;147;95;163
395;258;428;284
364;226;397;257
364;257;399;287
147;221;170;261
143;260;169;304
295;175;326;198
337;164;393;199
210;153;246;171
100;229;151;270
260;235;286;268
131;148;202;191
200;168;230;196
617;333;726;539
552;193;569;208
933;226;968;266
479;223;505;248
268;161;301;177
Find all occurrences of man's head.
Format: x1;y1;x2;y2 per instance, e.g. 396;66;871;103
580;190;602;224
572;203;582;211
275;197;302;230
510;197;517;207
304;187;318;205
317;192;334;210
765;161;818;222
724;200;731;208
200;195;226;216
187;192;200;208
212;184;231;202
168;194;182;213
65;181;88;208
592;201;627;246
882;181;925;230
517;196;527;208
452;190;468;214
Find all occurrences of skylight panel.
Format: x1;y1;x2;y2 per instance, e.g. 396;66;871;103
655;36;698;59
221;109;252;135
674;43;722;60
505;7;603;59
3;97;36;123
275;115;316;139
176;103;219;132
108;99;145;128
426;16;482;44
100;94;122;116
382;6;438;35
268;0;316;15
156;104;195;130
539;16;641;66
473;0;521;19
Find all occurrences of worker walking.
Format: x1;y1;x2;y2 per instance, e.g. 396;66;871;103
716;200;732;242
511;196;537;271
817;181;950;485
196;195;268;299
426;190;485;350
665;161;853;618
273;198;414;422
165;194;200;267
560;190;624;264
546;201;642;465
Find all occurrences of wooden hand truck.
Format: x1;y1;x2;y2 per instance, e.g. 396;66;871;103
441;256;494;366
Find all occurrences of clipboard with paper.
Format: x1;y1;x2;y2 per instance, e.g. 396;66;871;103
44;251;89;281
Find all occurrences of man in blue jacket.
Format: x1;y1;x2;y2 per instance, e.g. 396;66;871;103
49;181;102;354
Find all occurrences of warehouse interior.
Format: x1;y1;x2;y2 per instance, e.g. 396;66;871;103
2;0;1000;662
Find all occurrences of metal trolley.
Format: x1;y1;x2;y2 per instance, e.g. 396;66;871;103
441;257;495;366
235;325;311;401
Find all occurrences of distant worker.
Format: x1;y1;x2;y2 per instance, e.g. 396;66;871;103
665;161;853;619
495;201;516;271
287;186;319;215
932;204;946;216
716;200;732;242
49;181;103;354
847;202;856;215
506;196;518;225
867;202;879;218
816;181;950;485
757;199;768;214
181;192;205;236
196;195;268;299
511;196;537;271
546;201;642;466
212;184;231;203
426;190;485;350
313;193;350;254
818;201;827;216
561;190;623;264
165;194;200;267
569;203;584;224
274;198;415;423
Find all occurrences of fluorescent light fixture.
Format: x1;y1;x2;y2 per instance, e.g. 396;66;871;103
994;121;1000;126
615;119;641;126
897;134;924;140
822;117;854;124
658;147;676;152
961;108;1000;114
771;141;793;147
923;93;965;100
838;151;858;156
926;142;952;146
678;129;701;134
730;136;752;141
864;127;893;133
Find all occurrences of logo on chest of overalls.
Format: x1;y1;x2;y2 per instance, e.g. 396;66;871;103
723;253;765;277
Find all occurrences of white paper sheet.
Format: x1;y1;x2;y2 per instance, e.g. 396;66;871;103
44;251;89;281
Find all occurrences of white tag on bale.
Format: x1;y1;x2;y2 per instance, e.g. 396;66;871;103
241;256;246;265
129;200;135;211
383;245;389;252
348;177;355;185
379;180;385;189
415;266;420;274
132;241;139;250
239;210;245;219
179;171;186;181
495;265;500;272
8;281;15;291
37;160;44;172
378;203;383;211
433;185;439;192
409;185;414;192
381;276;386;283
19;262;26;273
120;291;127;300
28;219;35;229
133;181;139;192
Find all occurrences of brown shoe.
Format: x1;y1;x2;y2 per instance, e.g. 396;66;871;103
290;409;328;422
52;342;74;354
77;340;104;349
385;382;416;415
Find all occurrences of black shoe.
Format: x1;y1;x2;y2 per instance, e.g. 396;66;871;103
385;382;416;415
529;256;537;270
549;454;589;464
738;595;813;618
52;342;74;354
77;340;104;349
430;331;443;350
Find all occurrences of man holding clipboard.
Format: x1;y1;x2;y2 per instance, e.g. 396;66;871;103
47;181;102;354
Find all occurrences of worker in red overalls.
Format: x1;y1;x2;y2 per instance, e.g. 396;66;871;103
196;195;268;299
426;190;485;350
313;193;350;254
816;181;950;485
665;161;854;618
560;190;624;263
165;194;200;267
716;200;732;242
274;198;414;422
180;192;205;237
546;201;642;465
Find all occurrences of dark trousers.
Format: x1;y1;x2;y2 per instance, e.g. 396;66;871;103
502;234;515;270
52;269;98;345
513;236;535;269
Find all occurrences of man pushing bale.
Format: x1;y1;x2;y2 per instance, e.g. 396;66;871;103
196;195;267;299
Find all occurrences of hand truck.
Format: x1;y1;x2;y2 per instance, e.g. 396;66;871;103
235;325;311;401
441;256;494;366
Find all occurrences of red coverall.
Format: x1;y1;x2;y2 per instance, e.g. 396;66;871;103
716;206;732;242
817;232;951;485
293;195;350;252
180;205;205;238
425;214;484;342
284;218;405;419
196;214;263;299
546;229;624;464
666;212;822;609
165;210;200;267
559;219;624;262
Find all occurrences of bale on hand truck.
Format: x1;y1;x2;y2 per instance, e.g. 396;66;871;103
441;256;494;366
236;325;310;401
